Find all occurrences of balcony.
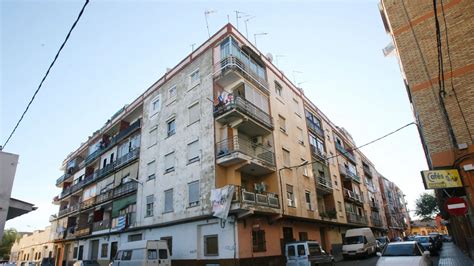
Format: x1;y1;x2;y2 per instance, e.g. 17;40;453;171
216;136;275;175
339;165;361;183
80;197;96;210
316;176;333;195
335;142;356;163
369;201;380;211
92;219;110;232
371;215;383;227
346;212;368;225
306;119;324;138
85;119;141;165
113;181;138;198
230;186;280;215
56;173;72;187
214;52;268;93
75;226;91;237
57;203;79;218
343;188;364;205
363;165;372;177
310;145;327;163
214;94;273;135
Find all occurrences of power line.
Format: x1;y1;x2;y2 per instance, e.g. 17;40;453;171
2;0;90;149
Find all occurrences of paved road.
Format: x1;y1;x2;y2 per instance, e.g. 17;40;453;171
335;253;441;266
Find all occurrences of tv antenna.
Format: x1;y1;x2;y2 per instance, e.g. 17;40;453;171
244;16;255;39
204;9;217;37
234;10;249;29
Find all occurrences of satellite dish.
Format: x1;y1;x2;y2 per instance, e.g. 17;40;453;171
266;53;273;62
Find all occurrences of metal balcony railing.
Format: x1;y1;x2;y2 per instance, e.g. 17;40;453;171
216;136;275;166
92;219;110;232
316;176;333;190
371;216;383;227
310;145;327;163
113;181;138;198
215;55;269;91
58;203;80;217
80;197;96;210
232;185;280;209
213;94;273;130
339;165;361;183
343;188;364;204
306;118;324;137
75;226;91;237
335;142;356;163
346;212;368;224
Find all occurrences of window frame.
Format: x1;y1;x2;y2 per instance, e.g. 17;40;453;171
167;118;176;137
252;229;266;252
204;235;219;256
164;189;174;213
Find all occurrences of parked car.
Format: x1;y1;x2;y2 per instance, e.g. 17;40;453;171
110;240;170;266
285;241;335;266
20;262;38;266
428;232;443;250
40;258;55;266
342;228;377;259
72;261;100;266
441;234;452;242
406;235;416;241
391;236;403;242
414;236;437;256
376;241;433;266
376;236;390;250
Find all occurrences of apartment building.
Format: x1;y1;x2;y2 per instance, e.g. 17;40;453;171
379;0;474;253
50;23;409;265
379;176;411;239
10;226;54;264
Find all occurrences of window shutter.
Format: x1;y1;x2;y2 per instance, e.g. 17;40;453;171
188;181;199;204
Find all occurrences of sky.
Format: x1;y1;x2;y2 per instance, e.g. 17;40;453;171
1;0;428;232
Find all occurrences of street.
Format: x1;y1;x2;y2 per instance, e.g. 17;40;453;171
336;255;440;266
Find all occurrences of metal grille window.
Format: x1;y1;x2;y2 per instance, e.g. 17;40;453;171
305;191;312;210
146;195;154;217
188;102;200;124
204;235;218;256
252;229;266;252
147;160;155;180
164;189;173;213
164;152;175;173
188;181;200;207
286;184;295;207
187;140;200;163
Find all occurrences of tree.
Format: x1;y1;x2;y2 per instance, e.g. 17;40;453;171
415;193;439;220
0;229;18;260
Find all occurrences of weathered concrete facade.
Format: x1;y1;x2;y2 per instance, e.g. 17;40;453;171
10;226;54;264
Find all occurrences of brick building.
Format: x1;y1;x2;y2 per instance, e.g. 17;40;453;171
379;0;474;255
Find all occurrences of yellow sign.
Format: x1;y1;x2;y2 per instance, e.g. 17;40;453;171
421;169;463;189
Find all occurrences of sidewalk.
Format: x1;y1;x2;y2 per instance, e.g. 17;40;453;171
438;242;474;266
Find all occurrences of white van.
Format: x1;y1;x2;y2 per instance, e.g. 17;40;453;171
285;241;335;266
342;228;377;259
110;240;171;266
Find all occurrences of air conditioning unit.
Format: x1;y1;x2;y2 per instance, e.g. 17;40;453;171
251;136;263;145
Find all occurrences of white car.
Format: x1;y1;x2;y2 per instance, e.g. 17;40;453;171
376;241;433;266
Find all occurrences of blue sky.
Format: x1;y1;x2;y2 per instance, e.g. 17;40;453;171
1;0;428;231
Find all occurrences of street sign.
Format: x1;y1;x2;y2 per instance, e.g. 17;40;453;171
445;197;468;216
421;169;463;189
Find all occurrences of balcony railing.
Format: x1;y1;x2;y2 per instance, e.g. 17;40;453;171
215;55;269;91
58;148;140;200
310;145;327;162
213;94;273;130
316;176;333;191
232;185;280;209
58;203;80;217
113;181;138;198
92;219;110;232
75;226;91;237
56;173;72;186
80;197;96;210
85;119;141;165
335;142;356;163
306;118;324;137
339;165;361;183
343;188;364;204
346;212;368;224
371;216;383;227
216;136;275;166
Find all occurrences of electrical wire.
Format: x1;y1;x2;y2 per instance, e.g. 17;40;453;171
1;0;90;149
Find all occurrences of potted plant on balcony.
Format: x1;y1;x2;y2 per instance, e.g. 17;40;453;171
320;212;328;219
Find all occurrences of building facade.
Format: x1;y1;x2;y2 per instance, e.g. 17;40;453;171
51;24;410;265
379;176;411;239
380;0;474;255
10;226;54;264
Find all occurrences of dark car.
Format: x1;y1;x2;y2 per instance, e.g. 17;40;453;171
428;233;443;250
391;237;403;242
415;236;437;256
376;236;390;250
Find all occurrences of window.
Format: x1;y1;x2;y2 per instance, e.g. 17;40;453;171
338;201;343;212
147;249;157;260
187;140;200;163
164;152;175;173
282;148;290;167
286;184;295;207
297;127;304;145
147;160;156;180
101;244;108;258
167;118;176;137
297;244;306;256
149;127;158;147
150;95;161;114
299;232;308;241
160;237;173;256
301;158;308;176
275;81;282;96
78;245;84;260
278;115;286;132
128;234;142;242
305;110;321;129
146;195;154;217
188;181;200;207
204;235;218;256
305;191;312;210
168;86;177;99
122;250;132;260
190;69;200;87
293;98;300;116
252;229;266;252
164;189;174;212
188;102;200;124
73;247;78;259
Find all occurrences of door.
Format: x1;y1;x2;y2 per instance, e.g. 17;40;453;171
110;242;118;260
90;240;99;260
320;227;328;251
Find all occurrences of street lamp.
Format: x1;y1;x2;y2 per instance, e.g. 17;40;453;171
254;32;268;48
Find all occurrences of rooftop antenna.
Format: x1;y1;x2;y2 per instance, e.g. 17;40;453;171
275;54;285;67
204;9;217;37
292;70;302;84
234;10;249;29
244;16;255;39
254;32;268;48
191;43;196;52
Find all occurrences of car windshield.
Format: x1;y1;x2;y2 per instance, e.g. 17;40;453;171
415;237;430;243
383;244;421;256
344;236;364;245
376;237;387;244
308;243;322;256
